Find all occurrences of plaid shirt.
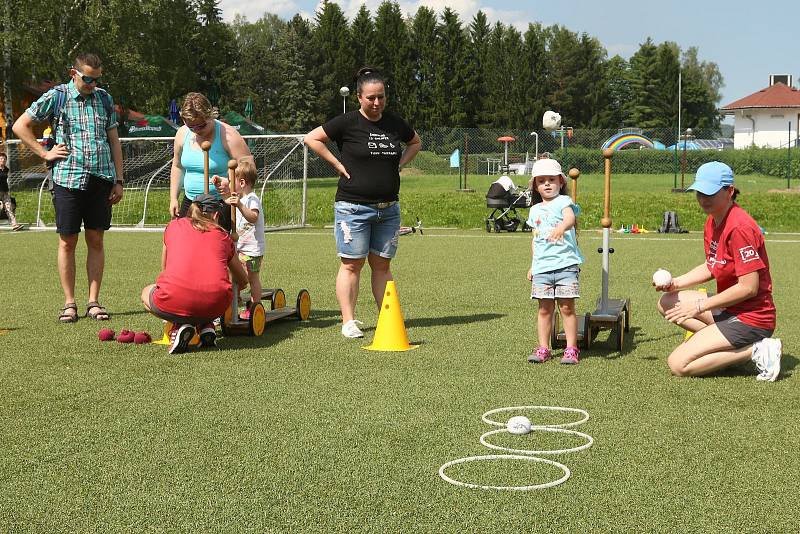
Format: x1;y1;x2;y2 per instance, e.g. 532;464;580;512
25;81;119;189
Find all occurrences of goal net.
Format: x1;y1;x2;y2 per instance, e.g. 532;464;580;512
2;135;307;230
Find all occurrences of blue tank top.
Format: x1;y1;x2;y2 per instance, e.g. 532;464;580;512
180;120;230;200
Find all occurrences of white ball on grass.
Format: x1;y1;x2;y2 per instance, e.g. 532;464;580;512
652;269;672;287
507;415;532;435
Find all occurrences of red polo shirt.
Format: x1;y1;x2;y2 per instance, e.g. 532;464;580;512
153;217;234;320
704;203;775;329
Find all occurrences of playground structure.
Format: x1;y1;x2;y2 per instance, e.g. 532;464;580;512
601;132;657;151
551;150;631;351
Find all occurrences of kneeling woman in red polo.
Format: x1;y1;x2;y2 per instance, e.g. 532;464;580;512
141;193;248;354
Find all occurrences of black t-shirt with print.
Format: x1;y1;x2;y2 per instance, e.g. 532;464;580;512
322;110;415;203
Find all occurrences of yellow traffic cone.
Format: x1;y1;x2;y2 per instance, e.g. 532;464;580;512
684;287;708;341
153;320;201;346
363;281;419;351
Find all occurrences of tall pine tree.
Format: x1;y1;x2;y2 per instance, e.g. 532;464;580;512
372;1;414;120
408;7;438;130
311;1;352;122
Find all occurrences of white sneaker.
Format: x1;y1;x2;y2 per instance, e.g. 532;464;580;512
753;338;782;382
168;324;195;355
341;319;364;338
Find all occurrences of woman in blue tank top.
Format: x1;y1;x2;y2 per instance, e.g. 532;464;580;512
169;92;252;230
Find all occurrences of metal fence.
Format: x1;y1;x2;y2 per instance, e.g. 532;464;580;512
304;126;732;178
2;135;307;229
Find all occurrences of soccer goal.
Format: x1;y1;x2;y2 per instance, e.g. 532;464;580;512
2;134;307;230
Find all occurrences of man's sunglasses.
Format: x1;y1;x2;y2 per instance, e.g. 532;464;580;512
73;68;101;85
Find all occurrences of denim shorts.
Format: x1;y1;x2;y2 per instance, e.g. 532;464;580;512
531;265;580;299
713;310;774;348
334;201;400;259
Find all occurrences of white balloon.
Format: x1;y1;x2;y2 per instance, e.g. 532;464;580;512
652;269;672;287
507;415;532;435
543;111;562;131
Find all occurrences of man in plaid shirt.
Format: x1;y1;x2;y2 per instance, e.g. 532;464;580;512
13;52;124;323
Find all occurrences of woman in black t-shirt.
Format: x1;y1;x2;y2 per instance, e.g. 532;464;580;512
304;67;421;339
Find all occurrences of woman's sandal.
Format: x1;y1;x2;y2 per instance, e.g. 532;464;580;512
59;303;79;323
86;301;110;321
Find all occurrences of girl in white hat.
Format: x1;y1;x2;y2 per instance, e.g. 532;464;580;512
526;158;584;364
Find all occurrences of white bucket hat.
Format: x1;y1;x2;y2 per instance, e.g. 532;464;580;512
531;158;565;179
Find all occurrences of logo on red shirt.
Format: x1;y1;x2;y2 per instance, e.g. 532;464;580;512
739;245;759;263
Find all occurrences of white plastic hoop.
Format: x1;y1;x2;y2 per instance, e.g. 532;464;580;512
479;427;594;455
438;454;570;491
482;405;590;429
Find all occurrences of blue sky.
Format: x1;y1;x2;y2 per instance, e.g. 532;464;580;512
219;0;799;108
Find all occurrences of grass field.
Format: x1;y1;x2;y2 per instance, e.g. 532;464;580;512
1;227;798;532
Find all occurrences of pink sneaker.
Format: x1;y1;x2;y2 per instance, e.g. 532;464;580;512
561;346;580;365
528;346;552;363
239;308;251;321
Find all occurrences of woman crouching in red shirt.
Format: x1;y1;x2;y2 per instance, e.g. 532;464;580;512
655;162;781;380
141;193;248;354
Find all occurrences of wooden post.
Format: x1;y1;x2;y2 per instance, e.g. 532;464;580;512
602;149;613;229
568;167;580;204
228;159;238;242
201;141;212;194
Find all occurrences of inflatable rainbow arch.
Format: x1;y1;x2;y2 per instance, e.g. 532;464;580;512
601;132;655;151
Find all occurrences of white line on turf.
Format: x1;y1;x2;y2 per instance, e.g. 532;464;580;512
438;406;593;491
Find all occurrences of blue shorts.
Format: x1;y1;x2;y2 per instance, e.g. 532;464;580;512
334;201;400;259
531;265;580;300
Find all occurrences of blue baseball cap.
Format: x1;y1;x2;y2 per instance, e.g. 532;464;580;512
687;162;734;195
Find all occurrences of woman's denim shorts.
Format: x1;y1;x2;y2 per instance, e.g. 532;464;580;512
334;201;400;259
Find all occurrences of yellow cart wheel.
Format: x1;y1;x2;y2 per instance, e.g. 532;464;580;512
272;289;286;310
249;302;266;336
295;289;311;320
220;307;234;336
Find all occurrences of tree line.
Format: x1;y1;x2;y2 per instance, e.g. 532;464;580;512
2;0;723;133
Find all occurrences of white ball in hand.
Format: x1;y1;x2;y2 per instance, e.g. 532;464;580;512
507;415;532;435
652;269;672;287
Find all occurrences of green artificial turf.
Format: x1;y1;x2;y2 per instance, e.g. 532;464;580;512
0;229;798;532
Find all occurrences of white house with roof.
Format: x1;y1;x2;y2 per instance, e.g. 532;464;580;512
720;75;800;149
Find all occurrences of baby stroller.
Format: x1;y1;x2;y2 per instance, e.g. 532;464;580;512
485;176;533;233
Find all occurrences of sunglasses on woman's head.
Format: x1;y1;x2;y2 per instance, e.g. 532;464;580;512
73;68;101;85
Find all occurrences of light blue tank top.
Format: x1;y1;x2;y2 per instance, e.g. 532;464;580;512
180;120;230;200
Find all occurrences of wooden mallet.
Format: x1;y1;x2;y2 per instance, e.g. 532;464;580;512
228;159;238;242
201;140;212;194
569;167;580;204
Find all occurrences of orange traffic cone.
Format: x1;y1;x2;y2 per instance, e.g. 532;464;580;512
363;281;418;351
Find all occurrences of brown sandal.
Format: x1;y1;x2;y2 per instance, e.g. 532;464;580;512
86;301;110;321
59;303;79;323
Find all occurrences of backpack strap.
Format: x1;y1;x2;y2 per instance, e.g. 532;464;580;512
48;84;68;134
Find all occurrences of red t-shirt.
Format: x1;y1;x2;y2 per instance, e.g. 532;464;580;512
704;203;775;329
153;217;234;319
